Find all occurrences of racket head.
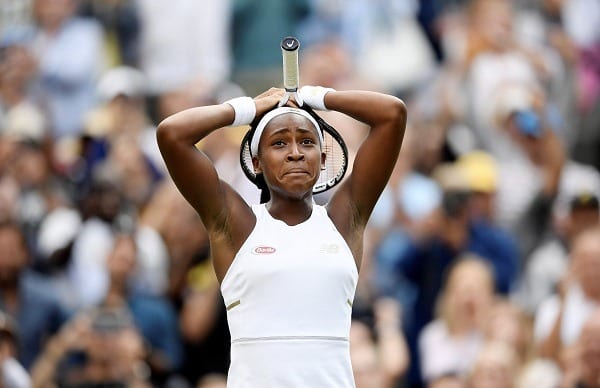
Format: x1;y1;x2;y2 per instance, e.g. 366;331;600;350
239;106;349;195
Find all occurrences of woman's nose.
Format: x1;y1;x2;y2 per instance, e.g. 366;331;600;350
287;144;304;161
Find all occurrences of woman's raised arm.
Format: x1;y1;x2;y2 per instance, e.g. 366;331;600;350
156;89;284;232
323;90;407;226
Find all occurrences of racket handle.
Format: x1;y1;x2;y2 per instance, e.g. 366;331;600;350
281;37;300;92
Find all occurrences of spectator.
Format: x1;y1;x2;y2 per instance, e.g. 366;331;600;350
30;308;152;387
483;299;532;365
534;226;600;361
0;29;47;144
517;189;600;313
196;373;227;388
29;0;104;139
100;231;182;381
462;0;558;158
350;298;409;388
179;258;230;384
569;309;600;388
68;173;124;309
467;341;519;388
0;221;66;369
136;0;230;97
0;311;30;388
32;230;182;385
419;256;495;384
231;0;309;95
375;164;519;387
78;0;141;67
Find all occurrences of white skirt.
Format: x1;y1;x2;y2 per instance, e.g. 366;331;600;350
227;337;356;388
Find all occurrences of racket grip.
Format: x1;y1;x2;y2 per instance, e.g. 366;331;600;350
281;37;300;92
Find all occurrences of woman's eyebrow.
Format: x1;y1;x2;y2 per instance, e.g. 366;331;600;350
296;128;318;135
267;127;317;137
266;127;292;137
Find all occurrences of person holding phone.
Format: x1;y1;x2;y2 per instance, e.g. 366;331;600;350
157;85;406;386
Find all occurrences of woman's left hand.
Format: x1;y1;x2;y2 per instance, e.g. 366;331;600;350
254;88;286;116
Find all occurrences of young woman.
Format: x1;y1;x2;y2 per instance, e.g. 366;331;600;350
157;86;407;387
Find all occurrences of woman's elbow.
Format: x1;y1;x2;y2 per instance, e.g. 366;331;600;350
388;97;407;126
156;118;178;147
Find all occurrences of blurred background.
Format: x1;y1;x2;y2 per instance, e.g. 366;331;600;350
0;0;599;387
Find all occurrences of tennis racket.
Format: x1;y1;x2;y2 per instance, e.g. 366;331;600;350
239;37;349;194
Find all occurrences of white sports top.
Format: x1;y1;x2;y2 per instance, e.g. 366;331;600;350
221;203;359;387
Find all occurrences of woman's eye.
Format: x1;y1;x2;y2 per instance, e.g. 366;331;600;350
273;140;285;146
301;139;315;145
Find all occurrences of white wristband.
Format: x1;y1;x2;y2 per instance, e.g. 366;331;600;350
225;96;256;126
299;86;335;111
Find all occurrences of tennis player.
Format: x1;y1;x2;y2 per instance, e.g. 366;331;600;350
157;86;407;387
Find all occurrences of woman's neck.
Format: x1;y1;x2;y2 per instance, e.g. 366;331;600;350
266;197;313;226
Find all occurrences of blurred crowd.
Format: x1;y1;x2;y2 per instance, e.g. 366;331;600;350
0;0;599;387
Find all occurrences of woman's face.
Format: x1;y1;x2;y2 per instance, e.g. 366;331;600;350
253;113;325;200
446;261;494;324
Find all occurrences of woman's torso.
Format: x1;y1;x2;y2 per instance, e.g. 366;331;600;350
220;203;359;387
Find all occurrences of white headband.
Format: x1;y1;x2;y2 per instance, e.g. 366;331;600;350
250;107;322;156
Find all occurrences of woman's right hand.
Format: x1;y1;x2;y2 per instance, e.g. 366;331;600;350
254;88;286;117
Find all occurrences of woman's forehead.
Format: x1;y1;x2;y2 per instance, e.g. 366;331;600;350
264;113;318;133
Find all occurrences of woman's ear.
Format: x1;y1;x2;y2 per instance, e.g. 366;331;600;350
252;156;262;174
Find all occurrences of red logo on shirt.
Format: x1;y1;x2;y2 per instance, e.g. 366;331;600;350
252;246;276;255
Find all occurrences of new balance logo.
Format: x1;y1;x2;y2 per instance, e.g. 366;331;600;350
320;244;339;254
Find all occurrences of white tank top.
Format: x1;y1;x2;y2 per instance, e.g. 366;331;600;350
221;203;358;387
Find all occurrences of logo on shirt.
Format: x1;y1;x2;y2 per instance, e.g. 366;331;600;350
252;246;276;255
320;244;339;254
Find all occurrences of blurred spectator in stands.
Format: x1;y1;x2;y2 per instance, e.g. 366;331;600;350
350;298;409;388
534;226;600;362
567;309;600;388
179;255;230;384
79;0;141;67
0;221;66;369
462;0;559;157
100;231;182;382
33;230;181;385
373;171;442;321
136;0;230;109
0;1;33;33
0;31;54;239
429;374;466;388
196;373;227;388
375;164;518;387
231;0;308;96
490;82;599;264
544;0;600;172
5;139;53;243
517;357;562;388
164;185;230;384
93;66;163;170
158;185;210;301
454;151;498;223
352;1;436;97
517;189;600;314
31;307;152;387
483;299;532;366
35;205;82;310
68;171;125;309
29;0;104;139
298;0;435;96
0;28;47;142
419;257;495;385
0;311;30;387
467;341;519;388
